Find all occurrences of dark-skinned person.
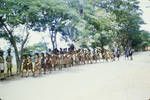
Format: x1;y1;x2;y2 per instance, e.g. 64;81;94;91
0;48;5;79
6;48;13;77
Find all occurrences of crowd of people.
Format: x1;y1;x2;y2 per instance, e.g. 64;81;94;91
0;46;134;79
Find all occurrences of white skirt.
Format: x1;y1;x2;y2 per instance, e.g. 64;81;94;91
0;63;5;71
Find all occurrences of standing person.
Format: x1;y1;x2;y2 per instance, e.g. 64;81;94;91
60;48;63;54
27;54;34;76
112;49;116;61
116;48;120;61
129;47;134;60
41;53;46;74
114;47;120;61
21;55;28;77
125;47;130;60
113;47;117;61
0;48;5;79
34;53;41;76
45;53;52;72
6;48;13;77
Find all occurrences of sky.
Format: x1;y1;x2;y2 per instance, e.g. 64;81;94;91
0;0;150;50
139;0;150;31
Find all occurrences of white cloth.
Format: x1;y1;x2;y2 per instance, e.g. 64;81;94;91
0;63;5;71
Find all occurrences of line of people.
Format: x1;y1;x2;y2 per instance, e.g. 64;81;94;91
21;48;112;77
0;46;134;79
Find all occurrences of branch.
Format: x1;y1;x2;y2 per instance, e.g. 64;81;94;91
21;26;30;50
20;25;30;63
0;22;12;40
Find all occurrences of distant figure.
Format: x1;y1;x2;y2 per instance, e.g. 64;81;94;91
34;53;41;76
125;47;129;60
129;47;134;60
114;47;120;61
6;48;13;76
60;48;63;54
0;48;5;79
125;47;134;60
45;53;52;72
48;48;52;54
27;54;34;76
116;48;120;60
69;44;75;53
52;48;59;55
21;54;28;77
41;53;46;74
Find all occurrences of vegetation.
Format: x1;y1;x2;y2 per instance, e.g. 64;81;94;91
0;0;150;73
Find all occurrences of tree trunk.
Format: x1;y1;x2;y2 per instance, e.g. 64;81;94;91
20;27;30;72
2;23;21;73
50;30;57;50
9;35;21;73
14;45;21;73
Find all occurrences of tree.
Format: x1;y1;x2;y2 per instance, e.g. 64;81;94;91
99;0;144;49
0;0;28;72
0;0;38;73
23;42;47;55
138;30;150;50
77;1;117;51
28;0;80;49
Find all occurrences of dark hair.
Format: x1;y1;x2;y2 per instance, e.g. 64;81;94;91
28;54;32;58
35;53;39;57
0;49;4;56
49;49;51;52
46;52;49;55
41;53;45;57
23;54;27;59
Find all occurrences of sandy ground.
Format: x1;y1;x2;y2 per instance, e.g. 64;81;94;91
0;51;150;100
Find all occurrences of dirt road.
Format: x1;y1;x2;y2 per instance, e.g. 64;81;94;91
0;52;150;100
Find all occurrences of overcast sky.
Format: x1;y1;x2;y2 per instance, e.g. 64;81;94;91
0;0;150;50
139;0;150;32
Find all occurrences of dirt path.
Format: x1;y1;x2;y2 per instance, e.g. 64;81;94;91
0;51;150;100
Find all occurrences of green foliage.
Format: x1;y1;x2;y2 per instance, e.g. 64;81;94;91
2;0;149;72
139;30;150;49
23;42;47;55
99;0;145;49
0;0;149;52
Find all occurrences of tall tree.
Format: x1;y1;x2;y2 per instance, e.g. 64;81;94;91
0;0;36;72
99;0;144;49
29;0;80;49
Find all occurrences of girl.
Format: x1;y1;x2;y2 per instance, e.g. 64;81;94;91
34;53;41;76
